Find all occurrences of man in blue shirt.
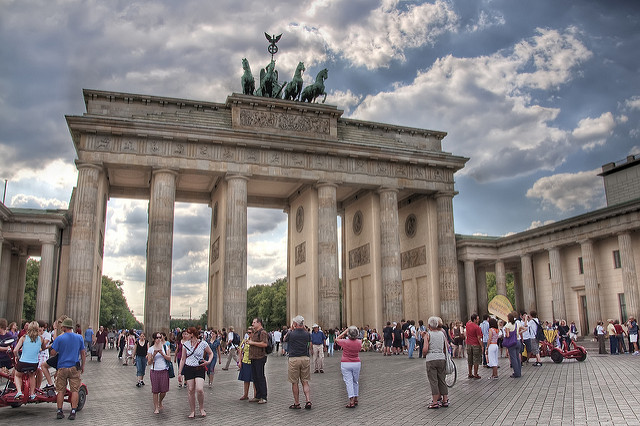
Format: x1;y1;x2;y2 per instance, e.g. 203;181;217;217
310;324;325;373
83;325;93;352
480;314;490;367
51;317;86;420
628;316;639;355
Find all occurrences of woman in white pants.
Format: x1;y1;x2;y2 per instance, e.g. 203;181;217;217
335;326;361;408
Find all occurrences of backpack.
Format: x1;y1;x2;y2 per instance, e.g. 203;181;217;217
533;319;546;342
231;332;240;346
263;330;274;354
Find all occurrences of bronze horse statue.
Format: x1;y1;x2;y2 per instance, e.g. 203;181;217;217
283;62;305;101
241;58;255;95
300;68;328;103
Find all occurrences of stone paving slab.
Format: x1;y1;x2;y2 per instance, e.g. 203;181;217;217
2;340;640;425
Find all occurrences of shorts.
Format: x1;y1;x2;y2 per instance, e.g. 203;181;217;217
150;369;169;394
631;334;638;343
0;357;12;369
15;360;39;373
384;339;393;347
55;366;81;393
525;338;539;355
46;353;59;369
288;356;311;384
467;345;482;366
182;364;206;381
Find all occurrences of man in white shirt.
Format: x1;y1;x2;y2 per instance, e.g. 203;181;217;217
523;311;542;366
222;326;239;370
273;329;282;355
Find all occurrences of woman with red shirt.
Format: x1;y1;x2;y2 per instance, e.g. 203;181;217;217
335;326;361;408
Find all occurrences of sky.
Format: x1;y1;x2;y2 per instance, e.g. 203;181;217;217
1;0;639;321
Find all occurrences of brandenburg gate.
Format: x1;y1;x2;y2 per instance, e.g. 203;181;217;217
61;88;467;333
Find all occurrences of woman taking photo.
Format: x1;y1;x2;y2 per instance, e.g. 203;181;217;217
178;327;213;419
147;332;171;414
335;326;361;408
423;316;449;409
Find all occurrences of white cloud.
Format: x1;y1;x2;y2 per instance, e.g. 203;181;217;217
624;96;640;111
327;90;363;115
571;112;615;150
10;194;68;209
525;168;605;212
527;219;556;230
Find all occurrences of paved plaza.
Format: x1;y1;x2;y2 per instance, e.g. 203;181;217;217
2;340;639;425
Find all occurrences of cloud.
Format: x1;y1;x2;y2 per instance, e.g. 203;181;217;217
351;27;593;182
624;96;640;111
525;168;605;212
571;112;615;150
527;219;556;230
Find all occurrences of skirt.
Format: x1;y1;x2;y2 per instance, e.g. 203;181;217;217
150;369;169;394
238;362;253;383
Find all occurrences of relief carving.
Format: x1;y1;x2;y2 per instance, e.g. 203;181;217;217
246;149;258;162
96;137;111;150
291;153;304;167
349;243;370;269
222;147;234;160
238;109;330;134
199;145;208;157
122;139;136;152
212;237;220;263
401;246;426;270
174;143;184;155
295;241;306;265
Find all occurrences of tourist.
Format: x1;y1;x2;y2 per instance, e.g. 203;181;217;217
94;325;108;361
83;325;93;353
222;326;239;370
523;311;542;366
480;314;490;367
504;312;522;378
206;330;221;387
627;316;639;355
557;320;570;350
596;321;606;354
13;321;45;401
465;314;483;379
451;321;464;358
311;324;325;373
117;329;126;359
238;327;256;400
614;320;627;354
416;320;426;358
178;326;213;418
281;325;289;356
147;332;170;414
423;316;449;408
569;321;578;342
273;327;282;355
176;329;188;387
392;322;403;355
335;326;361;408
124;329;136;366
382;321;393;356
246;317;269;404
486;318;500;379
497;320;506;358
35;320;52;390
0;318;13;369
407;320;417;359
327;328;336;357
134;332;149;387
284;316;312;409
607;319;618;355
50;317;85;420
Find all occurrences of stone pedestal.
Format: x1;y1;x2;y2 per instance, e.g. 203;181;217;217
317;183;339;328
436;193;459;323
379;188;402;322
618;232;640;317
35;241;56;322
581;240;601;328
495;260;506;296
144;169;177;335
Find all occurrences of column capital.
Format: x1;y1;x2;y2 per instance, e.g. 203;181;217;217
38;238;58;246
74;160;103;172
434;190;457;199
152;168;179;177
225;173;250;182
316;181;338;190
376;186;398;195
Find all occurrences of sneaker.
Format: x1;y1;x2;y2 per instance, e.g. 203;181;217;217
257;398;267;404
634;351;640;356
249;397;260;402
29;394;37;401
533;362;542;366
136;382;141;387
14;392;23;400
68;410;76;420
57;410;65;419
319;370;324;373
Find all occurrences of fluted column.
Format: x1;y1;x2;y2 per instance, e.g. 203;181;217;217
223;175;248;331
436;193;460;323
379;188;402;322
13;251;28;323
495;260;507;296
144;169;178;335
0;243;9;318
513;270;523;311
6;250;20;322
618;232;640;317
548;247;567;320
317;183;339;328
66;163;102;329
35;241;56;322
476;267;488;317
464;260;478;319
521;254;536;312
581;240;601;328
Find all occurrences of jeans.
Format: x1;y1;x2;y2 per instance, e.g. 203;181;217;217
135;355;146;377
508;341;522;377
251;356;267;400
327;341;334;356
417;339;424;358
610;335;618;354
340;362;361;398
408;337;416;358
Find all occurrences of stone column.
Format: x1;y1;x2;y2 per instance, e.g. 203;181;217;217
144;169;177;335
35;241;56;322
0;243;10;318
581;240;601;328
548;247;567;320
5;250;20;322
464;260;478;319
378;188;403;322
223;174;248;331
476;267;488;317
436;192;460;323
513;269;524;312
495;260;507;296
66;163;102;329
317;183;339;328
618;232;640;317
521;254;536;312
13;251;28;323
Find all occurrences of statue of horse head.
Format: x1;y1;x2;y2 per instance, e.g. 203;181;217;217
295;62;305;76
316;68;328;83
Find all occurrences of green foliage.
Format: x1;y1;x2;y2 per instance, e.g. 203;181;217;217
485;272;516;310
99;276;142;330
170;310;207;331
246;277;287;330
22;258;39;321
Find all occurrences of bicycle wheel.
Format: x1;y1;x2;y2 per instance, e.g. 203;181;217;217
446;361;457;387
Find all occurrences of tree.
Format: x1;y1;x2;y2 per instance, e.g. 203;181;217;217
22;258;39;321
246;277;287;330
99;276;142;330
486;272;516;310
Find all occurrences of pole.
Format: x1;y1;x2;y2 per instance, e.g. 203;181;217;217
2;179;6;204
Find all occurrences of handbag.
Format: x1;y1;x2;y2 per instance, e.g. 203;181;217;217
443;331;455;375
163;347;175;378
502;324;518;348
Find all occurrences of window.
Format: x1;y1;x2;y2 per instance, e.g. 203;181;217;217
548;263;551;279
619;293;627;323
613;250;622;269
578;257;584;274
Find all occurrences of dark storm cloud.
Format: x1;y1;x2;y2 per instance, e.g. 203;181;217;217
248;208;287;235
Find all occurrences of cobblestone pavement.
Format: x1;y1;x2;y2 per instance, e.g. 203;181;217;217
1;340;639;425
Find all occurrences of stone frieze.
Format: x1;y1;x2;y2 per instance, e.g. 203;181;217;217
348;243;370;269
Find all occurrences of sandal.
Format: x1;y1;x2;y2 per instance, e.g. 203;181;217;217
345;403;356;408
473;375;481;379
441;400;449;407
289;404;301;409
428;402;440;409
305;401;312;409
